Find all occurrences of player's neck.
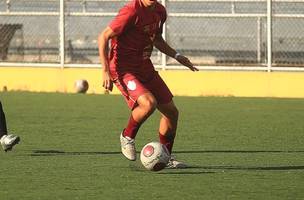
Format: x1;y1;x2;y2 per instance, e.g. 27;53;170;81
140;0;156;10
147;5;156;11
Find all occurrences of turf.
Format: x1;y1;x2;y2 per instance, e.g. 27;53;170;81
0;92;304;200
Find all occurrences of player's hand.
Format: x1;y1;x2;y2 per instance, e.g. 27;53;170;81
176;55;199;71
101;70;113;91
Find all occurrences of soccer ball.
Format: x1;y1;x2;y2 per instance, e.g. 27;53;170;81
75;79;89;93
140;141;170;171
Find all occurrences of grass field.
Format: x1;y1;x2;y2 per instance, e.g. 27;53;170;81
0;92;304;200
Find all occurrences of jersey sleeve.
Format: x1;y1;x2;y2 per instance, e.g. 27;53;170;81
156;6;167;35
109;5;136;36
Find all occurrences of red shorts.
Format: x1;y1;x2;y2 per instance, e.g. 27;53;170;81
113;72;173;109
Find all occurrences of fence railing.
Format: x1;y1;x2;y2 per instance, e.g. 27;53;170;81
0;0;304;71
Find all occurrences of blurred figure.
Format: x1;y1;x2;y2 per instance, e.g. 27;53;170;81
0;101;20;152
98;0;198;168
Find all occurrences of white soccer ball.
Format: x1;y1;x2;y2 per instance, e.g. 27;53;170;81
75;79;89;93
140;141;170;171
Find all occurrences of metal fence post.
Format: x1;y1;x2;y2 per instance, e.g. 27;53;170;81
82;0;87;13
59;0;65;68
267;0;272;72
6;0;11;13
257;17;262;64
161;0;167;70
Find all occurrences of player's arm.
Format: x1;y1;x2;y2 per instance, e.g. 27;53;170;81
153;34;199;71
98;26;117;91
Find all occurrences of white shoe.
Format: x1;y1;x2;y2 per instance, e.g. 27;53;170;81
166;156;188;169
0;134;20;152
120;133;136;161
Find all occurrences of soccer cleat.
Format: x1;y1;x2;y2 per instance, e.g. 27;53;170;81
120;133;136;161
0;134;20;152
166;156;188;169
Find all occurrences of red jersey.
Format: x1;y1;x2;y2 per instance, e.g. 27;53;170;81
108;0;167;80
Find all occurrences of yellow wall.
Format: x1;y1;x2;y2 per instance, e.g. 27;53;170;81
1;67;304;98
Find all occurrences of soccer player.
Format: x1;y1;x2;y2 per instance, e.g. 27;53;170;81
0;101;20;151
98;0;198;168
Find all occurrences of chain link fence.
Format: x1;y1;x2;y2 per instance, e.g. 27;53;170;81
272;1;304;67
0;0;304;70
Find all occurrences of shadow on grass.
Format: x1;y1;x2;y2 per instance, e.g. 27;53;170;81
157;171;215;175
156;165;304;175
30;150;121;156
30;150;304;172
153;165;304;175
31;149;304;156
174;150;304;154
193;165;304;171
129;163;217;174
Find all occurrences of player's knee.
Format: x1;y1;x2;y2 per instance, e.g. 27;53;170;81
139;95;157;113
145;98;157;113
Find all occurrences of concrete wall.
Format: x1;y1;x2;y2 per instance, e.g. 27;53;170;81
1;67;304;98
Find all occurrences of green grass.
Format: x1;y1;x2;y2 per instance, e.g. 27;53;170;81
1;92;304;200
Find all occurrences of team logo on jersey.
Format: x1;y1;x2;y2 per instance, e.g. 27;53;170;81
127;80;137;91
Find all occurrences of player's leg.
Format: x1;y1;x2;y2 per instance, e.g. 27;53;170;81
120;92;157;161
114;74;157;160
145;72;187;168
0;101;20;152
157;101;178;154
123;92;157;139
157;101;187;169
142;72;176;153
0;101;8;138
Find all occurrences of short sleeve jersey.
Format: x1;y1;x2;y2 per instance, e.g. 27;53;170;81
108;0;167;79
